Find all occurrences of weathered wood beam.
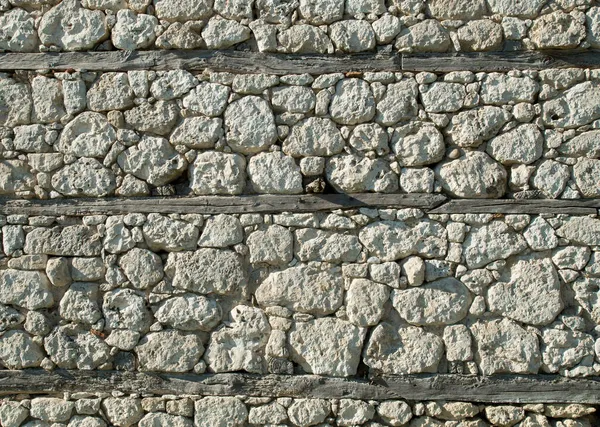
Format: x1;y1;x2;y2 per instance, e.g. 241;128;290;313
2;195;600;216
0;371;599;404
1;50;600;73
0;194;446;216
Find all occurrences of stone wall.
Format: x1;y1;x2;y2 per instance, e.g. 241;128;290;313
2;0;600;53
3;68;600;199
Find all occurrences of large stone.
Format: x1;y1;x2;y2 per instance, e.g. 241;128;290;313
392;278;472;326
136;330;203;372
31;76;65;123
256;263;343;315
165;249;246;295
588;6;600;48
155;294;221;331
391;122;445;166
486;124;544;165
205;305;271;373
395;19;451;52
59;282;102;324
117;135;187;186
375;79;419;125
118;247;163;289
458;19;503;51
0;160;35;195
87;73;134;112
0;269;53;310
0;77;31;127
170;117;223;149
287;399;330;426
142;213;199;251
426;0;486;19
329;78;376;125
25;225;102;256
283;117;345;157
326;154;399;193
487;0;545;18
102;398;143;427
57;112;116;158
154;0;212;21
51;158;116;197
552;246;591;270
481;74;539;105
189;151;246;195
295;228;361;263
150;70;196;101
38;0;108;50
182;82;230;117
436;152;507;198
559;130;600;158
541;328;595;374
44;325;110;369
420;82;465;113
488;257;563;326
574;158;600;197
0;330;44;369
278;24;332;53
346;279;390;327
111;10;158;50
524;217;558;251
532;159;570;198
298;0;343;24
124;100;179;135
470;318;541;375
248;151;303;194
0;401;29;427
329;20;376;52
194;397;248;427
247;225;293;265
359;219;447;261
103;288;151;332
0;8;38;52
542;82;600;128
201;17;250;49
446;106;512;148
271;85;316;113
224;96;277;154
289;317;365;376
30;398;74;423
363;323;444;374
557;216;600;245
463;220;527;268
138;413;192;427
530;11;586;49
198;214;243;248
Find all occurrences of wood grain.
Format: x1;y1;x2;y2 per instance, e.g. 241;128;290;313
1;50;600;73
0;371;599;403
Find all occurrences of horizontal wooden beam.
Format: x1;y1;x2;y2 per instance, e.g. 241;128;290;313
0;371;599;404
1;50;600;73
2;195;600;216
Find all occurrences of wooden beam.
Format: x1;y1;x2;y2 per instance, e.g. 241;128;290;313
2;195;600;216
0;194;447;216
1;50;600;73
0;371;599;404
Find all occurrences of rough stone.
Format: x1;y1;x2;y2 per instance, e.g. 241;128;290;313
481;74;539;105
51;157;116;197
326;154;398;193
154;0;212;21
458;19;503;51
271;85;316;113
247;225;293;265
224;96;277;154
557;216;600;245
574;158;600;196
124;100;179;135
31;76;65;123
420;82;465;113
0;304;25;332
0;160;35;195
530;11;586;49
532;160;570;198
142;213;199;251
346;278;390;327
25;225;102;256
395;19;451;52
0;401;29;427
118;247;163;289
446;106;511;148
552;246;591;270
284;117;345;157
426;0;486;20
194;397;248;427
349;123;390;155
391;122;445;166
375;79;419;126
377;401;413;427
136;330;203;372
485;406;525;427
299;0;343;24
156;294;221;331
189;151;246;195
487;0;544;17
57;112;116;158
277;24;332;54
103;288;152;332
541;328;595;374
0;78;31;127
436;152;507;198
183;82;230;117
0;330;44;369
150;70;196;101
295;228;361;263
202;17;251;49
287;399;330;427
559;130;600;158
198;214;243;248
30;398;74;423
329;78;376;125
102;398;143;427
44;325;110;369
486;124;544;165
111;10;158;49
87;73;134;112
13;124;52;153
523;217;559;251
0;269;53;309
59;282;102;324
329;20;376;52
170;117;223;149
289;317;365;376
248;151;303;194
463;220;527;268
542;82;600;129
0;9;38;52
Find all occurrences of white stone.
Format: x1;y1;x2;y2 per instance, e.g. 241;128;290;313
372;14;402;44
30;398;74;423
38;0;108;50
142;213;199;251
248;151;303;194
183;82;230;117
0;269;53;309
202;17;250;49
165;249;246;295
247;225;293;265
287;399;330;426
458;19;503;51
124;100;179;135
574;158;600;197
194;397;248;427
52;157;116;197
346;278;390;327
420;82;465;113
481;74;539;105
0;330;44;369
224;96;277;154
588;7;600;48
436;152;507;198
484;406;525;427
392;277;471;326
532;160;570;198
559;130;600;158
470;318;541;375
102;398;143;427
487;0;544;17
395;20;451;52
337;399;375;426
13;124;51;153
329;78;376;125
299;0;343;24
256;263;343;315
552;246;591;270
103;288;152;332
486;124;544;165
0;304;24;332
557;216;600;245
154;0;212;21
543;82;600;129
463;220;527;268
118;247;163;289
87;73;134;112
0;8;38;52
375;79;419;126
214;0;252;19
363;323;444;374
284;117;345;157
189;151;246;195
198;214;243;247
0;401;29;427
295;228;362;263
44;324;110;369
523;217;558;251
444;324;473;362
205;305;270;373
541;328;595;374
446;106;512;148
326;154;398;193
156;294;221;331
25;225;102;256
111;10;157;49
59;282;101;324
271;85;316;113
58;112;116;158
170;117;223;149
530;11;586;49
136;330;203;372
138;413;191;427
329;20;376;52
426;0;486;19
31;76;65;123
289;317;365;376
248;402;288;426
392;122;445;166
488;257;563;326
278;24;332;54
349;123;389;155
0;77;31;127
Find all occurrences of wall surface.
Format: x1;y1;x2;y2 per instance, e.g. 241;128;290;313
2;0;600;426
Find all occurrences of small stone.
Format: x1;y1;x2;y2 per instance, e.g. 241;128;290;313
349;123;389;155
299;0;343;24
559;130;600;158
377;401;413;427
447;106;512;148
523;217;558;251
87;73;134;112
271;86;316;113
532;160;570;198
444;324;473;362
13;124;52;153
0;77;31;127
277;24;332;54
247;225;293;266
543;82;600;129
287;399;330;426
138;413;192;427
170;117;223;149
557;216;600;245
25;225;102;256
30;398;74;423
0;9;38;52
426;0;486;20
154;0;212;21
337;399;375;425
0;269;53;310
376;79;419;126
574;158;600;197
44;324;110;369
541;328;595;374
0;401;29;427
552;246;591;270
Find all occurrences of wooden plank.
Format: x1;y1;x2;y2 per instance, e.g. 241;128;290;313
1;50;600;73
0;50;400;74
402;50;600;72
0;194;447;216
0;371;599;404
430;199;600;215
